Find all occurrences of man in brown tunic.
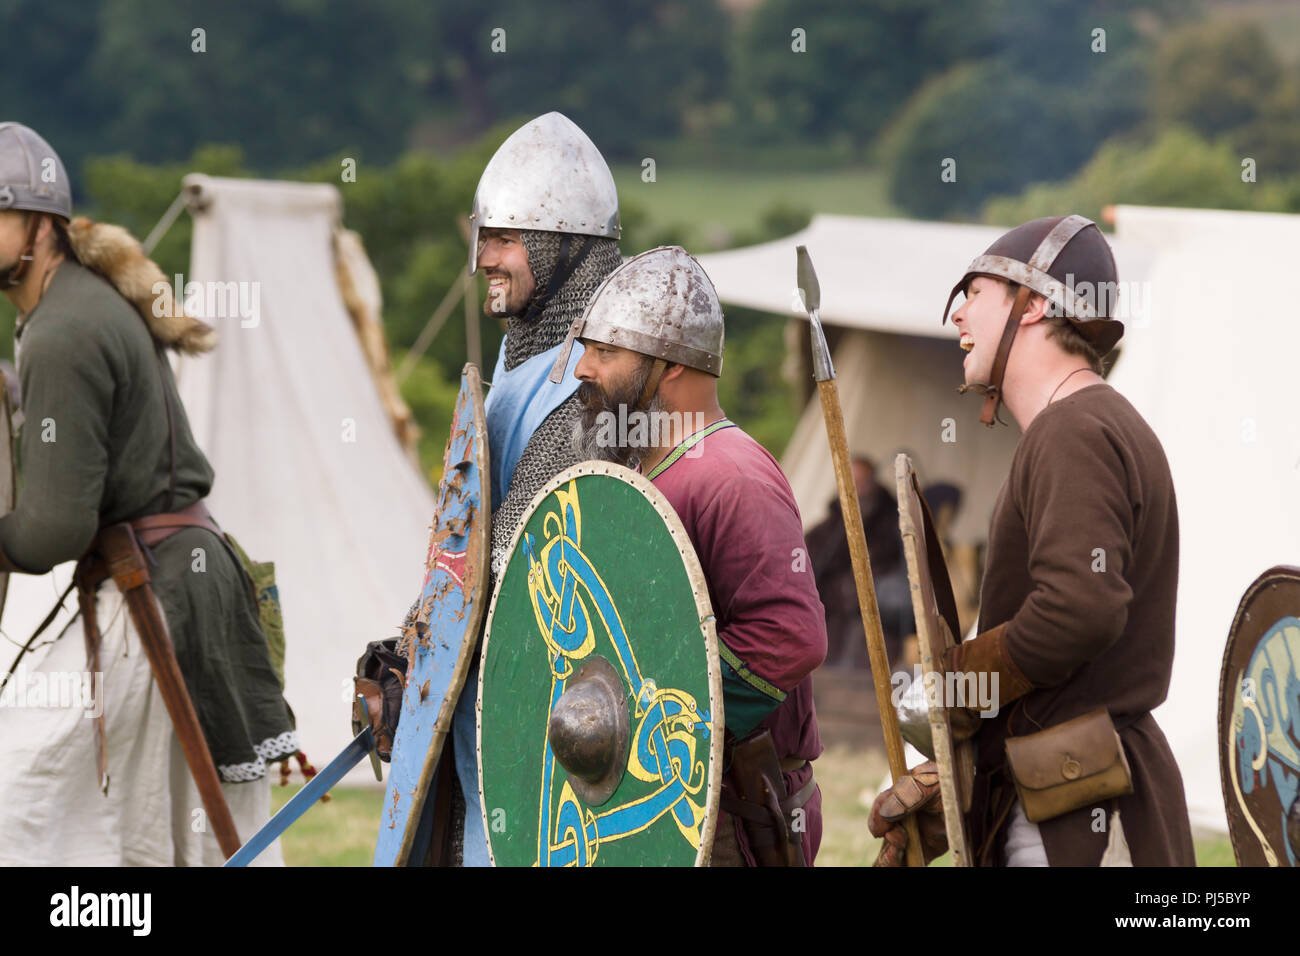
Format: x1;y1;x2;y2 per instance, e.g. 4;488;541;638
871;216;1195;866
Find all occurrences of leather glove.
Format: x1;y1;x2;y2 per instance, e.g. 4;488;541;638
354;638;408;761
868;761;948;866
940;622;1034;742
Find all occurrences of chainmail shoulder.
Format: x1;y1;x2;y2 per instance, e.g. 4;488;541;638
505;233;622;369
489;393;584;578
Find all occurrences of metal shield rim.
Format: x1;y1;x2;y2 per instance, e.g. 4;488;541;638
896;453;972;866
391;361;491;865
476;459;724;867
1217;564;1300;867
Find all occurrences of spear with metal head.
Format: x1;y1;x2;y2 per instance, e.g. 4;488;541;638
796;245;923;867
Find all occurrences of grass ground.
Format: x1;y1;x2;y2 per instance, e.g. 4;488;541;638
610;164;897;251
273;745;1235;867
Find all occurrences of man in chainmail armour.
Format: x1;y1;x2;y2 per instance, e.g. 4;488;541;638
387;112;624;866
487;229;622;577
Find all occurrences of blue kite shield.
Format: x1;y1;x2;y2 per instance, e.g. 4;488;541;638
374;364;489;866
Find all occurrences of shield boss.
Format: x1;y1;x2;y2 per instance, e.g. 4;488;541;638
547;655;630;806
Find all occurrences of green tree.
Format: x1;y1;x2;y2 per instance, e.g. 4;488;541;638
0;0;106;192
1229;65;1300;179
982;125;1298;225
729;0;965;149
1152;21;1280;140
476;0;730;156
879;62;1087;220
87;0;437;169
878;0;1160;220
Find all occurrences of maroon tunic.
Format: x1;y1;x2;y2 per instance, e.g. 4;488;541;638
649;421;827;864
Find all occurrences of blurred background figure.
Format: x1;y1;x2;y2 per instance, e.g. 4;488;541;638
805;455;913;671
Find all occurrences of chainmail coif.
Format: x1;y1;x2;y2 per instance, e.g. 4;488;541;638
505;231;622;369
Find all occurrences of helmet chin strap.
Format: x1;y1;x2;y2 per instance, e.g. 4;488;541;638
956;284;1033;427
3;213;43;288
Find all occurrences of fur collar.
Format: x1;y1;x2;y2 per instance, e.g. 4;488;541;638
67;217;216;355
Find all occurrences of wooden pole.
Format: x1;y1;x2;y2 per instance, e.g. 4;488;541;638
816;379;924;868
464;270;481;372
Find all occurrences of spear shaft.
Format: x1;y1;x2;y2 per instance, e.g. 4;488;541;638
797;245;923;868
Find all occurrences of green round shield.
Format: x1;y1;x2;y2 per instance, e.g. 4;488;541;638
477;462;722;866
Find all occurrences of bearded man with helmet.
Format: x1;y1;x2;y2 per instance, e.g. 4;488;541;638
553;246;828;865
870;215;1196;867
0;122;295;865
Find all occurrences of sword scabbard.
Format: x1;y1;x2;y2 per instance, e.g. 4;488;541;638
95;523;243;859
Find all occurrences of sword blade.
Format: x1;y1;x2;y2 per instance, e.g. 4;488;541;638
224;727;376;867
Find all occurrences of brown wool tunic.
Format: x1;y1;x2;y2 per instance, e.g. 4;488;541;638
969;384;1196;866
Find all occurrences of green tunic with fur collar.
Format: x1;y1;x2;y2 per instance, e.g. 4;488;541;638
0;260;295;782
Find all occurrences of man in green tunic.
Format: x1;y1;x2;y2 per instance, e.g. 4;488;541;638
0;122;295;865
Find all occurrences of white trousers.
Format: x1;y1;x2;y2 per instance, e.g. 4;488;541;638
1003;800;1049;867
0;580;280;866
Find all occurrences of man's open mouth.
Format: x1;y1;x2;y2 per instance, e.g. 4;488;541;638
960;333;974;352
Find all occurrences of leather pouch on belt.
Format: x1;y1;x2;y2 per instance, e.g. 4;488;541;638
1004;708;1133;823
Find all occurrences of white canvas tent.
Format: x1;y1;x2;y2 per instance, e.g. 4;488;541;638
171;175;438;779
701;207;1297;833
1105;204;1300;833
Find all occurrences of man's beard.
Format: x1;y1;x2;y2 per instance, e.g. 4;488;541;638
572;358;663;469
483;274;528;318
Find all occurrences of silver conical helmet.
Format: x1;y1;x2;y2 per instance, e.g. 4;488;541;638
548;245;724;383
468;111;621;273
0;123;71;220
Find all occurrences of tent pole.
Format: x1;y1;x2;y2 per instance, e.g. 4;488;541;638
464;271;481;371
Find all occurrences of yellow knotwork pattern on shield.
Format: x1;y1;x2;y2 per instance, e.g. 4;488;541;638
524;479;713;866
528;483;595;672
627;684;708;847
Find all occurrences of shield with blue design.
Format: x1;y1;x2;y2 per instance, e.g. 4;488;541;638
477;462;722;866
375;363;489;866
1219;565;1300;867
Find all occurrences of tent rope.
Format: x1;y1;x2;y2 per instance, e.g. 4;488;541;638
396;271;471;383
141;190;190;256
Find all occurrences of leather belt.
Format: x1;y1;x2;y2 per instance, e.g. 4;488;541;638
76;500;222;593
719;728;817;866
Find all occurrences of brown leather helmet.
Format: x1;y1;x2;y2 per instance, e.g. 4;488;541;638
942;215;1123;425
